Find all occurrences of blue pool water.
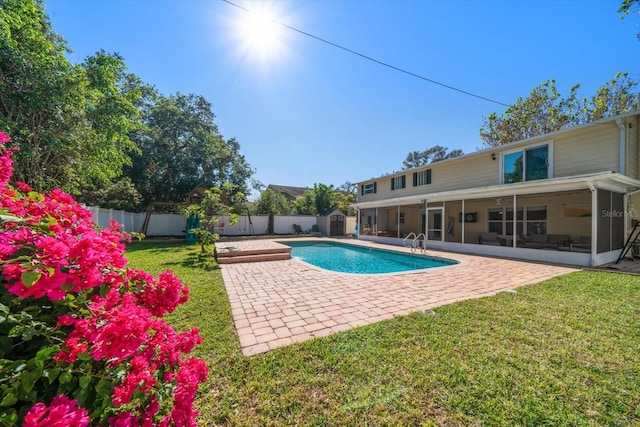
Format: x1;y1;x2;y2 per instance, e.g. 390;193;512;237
279;241;458;274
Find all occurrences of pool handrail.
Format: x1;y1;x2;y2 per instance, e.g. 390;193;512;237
402;232;416;248
414;233;426;253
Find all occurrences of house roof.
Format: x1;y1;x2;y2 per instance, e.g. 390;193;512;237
356;109;640;184
266;184;309;199
319;208;344;216
352;172;640;209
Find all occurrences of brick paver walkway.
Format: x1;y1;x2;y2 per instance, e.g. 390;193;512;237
217;238;577;356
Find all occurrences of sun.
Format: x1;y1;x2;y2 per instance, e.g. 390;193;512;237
231;1;289;68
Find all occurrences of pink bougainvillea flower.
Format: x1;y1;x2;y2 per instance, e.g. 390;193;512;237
0;132;15;187
23;395;89;427
2;131;207;427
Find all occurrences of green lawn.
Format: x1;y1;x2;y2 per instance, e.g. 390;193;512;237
126;241;640;426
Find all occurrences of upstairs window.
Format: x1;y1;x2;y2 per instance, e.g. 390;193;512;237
391;175;406;190
361;182;377;195
413;169;432;186
502;143;551;184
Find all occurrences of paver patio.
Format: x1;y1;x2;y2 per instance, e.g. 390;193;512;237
217;238;577;356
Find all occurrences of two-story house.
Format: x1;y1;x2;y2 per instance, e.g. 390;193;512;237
353;110;640;267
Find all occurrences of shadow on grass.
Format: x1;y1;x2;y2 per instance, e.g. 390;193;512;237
126;241;220;271
161;251;219;271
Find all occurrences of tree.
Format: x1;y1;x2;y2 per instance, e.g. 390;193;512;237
293;191;316;215
336;181;357;194
79;177;143;211
253;188;293;215
313;183;334;214
480;73;639;147
185;183;242;252
619;0;640;40
402;145;464;169
0;0;84;192
290;184;355;215
332;191;355;215
0;1;146;194
76;51;151;196
127;93;254;206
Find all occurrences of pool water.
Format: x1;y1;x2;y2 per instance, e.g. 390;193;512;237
280;241;458;274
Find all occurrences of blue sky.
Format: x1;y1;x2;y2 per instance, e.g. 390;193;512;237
45;0;639;195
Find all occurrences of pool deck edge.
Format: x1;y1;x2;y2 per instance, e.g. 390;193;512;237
215;238;578;356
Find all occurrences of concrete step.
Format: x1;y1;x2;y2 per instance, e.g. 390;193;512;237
216;252;291;264
216;247;291;258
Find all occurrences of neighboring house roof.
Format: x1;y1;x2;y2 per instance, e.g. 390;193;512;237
266;184;309;200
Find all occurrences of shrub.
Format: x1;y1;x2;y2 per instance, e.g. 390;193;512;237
0;132;208;426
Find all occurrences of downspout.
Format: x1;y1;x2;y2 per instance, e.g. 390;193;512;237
617;119;626;175
587;180;597;267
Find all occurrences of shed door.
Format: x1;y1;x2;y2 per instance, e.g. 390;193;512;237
330;215;344;236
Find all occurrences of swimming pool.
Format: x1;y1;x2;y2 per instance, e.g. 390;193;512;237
279;241;458;274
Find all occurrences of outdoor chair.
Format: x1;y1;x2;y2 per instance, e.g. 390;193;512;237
478;232;501;246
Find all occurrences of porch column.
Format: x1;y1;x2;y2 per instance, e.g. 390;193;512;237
461;199;465;244
512;194;517;248
589;182;597;266
397;205;400;238
375;207;379;234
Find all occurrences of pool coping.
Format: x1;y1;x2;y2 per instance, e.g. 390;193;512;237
216;237;578;356
277;239;460;275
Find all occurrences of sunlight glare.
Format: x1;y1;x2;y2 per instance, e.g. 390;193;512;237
232;2;289;68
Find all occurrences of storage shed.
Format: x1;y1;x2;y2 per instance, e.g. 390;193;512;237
317;208;346;237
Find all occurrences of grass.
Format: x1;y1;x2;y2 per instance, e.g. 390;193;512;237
125;241;640;426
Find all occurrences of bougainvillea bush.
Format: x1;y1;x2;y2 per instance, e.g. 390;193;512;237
0;132;208;426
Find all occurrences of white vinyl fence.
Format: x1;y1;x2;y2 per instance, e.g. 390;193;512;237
87;207;185;237
87;206;355;237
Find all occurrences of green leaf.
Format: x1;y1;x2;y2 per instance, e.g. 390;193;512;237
0;214;24;223
20;271;41;288
34;346;59;369
0;408;18;425
27;191;43;201
79;375;92;389
43;367;60;384
0;389;17;407
19;368;41;393
77;352;92;362
95;379;113;398
59;371;73;384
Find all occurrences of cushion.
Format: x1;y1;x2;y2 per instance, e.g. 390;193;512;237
530;234;547;243
548;234;570;245
480;232;498;240
578;236;591;244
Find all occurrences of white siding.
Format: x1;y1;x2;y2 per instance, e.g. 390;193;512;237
358;120;626;202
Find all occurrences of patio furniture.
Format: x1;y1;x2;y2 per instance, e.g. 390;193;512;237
570;235;591;253
523;234;571;250
479;232;502;246
292;224;304;234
